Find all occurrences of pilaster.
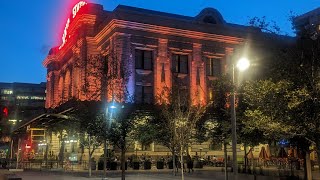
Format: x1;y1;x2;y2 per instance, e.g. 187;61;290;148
191;43;206;106
155;38;170;103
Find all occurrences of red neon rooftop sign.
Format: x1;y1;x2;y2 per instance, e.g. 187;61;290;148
59;1;87;50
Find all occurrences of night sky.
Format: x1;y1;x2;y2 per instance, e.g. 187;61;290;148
0;0;319;84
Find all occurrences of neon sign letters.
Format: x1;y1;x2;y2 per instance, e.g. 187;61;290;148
73;1;87;18
59;1;87;50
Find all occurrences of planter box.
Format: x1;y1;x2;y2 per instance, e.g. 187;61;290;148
133;162;140;170
156;161;164;169
110;162;117;170
144;161;151;170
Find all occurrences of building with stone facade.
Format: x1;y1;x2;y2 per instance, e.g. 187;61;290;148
15;1;294;162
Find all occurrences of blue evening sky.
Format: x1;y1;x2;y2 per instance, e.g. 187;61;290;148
0;0;319;84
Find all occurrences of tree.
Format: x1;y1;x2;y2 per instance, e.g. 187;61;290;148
241;79;313;179
135;81;206;179
69;101;106;177
247;16;281;34
107;103;139;179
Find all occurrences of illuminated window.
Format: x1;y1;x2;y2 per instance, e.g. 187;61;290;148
2;89;13;95
135;49;153;70
206;58;221;77
16;96;29;100
30;96;44;100
172;54;188;74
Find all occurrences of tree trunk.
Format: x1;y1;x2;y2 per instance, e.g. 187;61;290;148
58;132;65;168
45;143;49;168
224;140;228;180
121;145;126;180
305;151;312;180
180;145;184;180
103;140;107;178
172;148;176;176
88;135;92;177
244;143;247;173
16;138;21;169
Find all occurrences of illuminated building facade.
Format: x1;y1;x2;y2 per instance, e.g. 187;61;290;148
39;2;293;160
43;2;279;108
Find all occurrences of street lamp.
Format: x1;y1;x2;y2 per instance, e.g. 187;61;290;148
231;57;250;179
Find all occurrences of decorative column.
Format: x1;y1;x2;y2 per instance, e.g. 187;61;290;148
112;33;132;103
190;43;206;106
72;47;81;99
155;38;170;103
52;71;60;107
225;47;234;74
45;72;52;108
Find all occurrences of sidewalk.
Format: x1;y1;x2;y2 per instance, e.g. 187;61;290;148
7;166;320;180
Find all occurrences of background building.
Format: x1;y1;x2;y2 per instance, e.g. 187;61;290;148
294;7;320;39
0;82;46;159
0;82;46;124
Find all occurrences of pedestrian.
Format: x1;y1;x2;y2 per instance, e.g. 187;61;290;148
175;155;179;172
212;155;217;166
186;155;194;173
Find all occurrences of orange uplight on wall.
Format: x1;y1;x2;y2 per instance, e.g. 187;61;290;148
59;1;87;50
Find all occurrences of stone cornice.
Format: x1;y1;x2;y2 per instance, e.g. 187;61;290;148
95;19;245;46
44;17;244;68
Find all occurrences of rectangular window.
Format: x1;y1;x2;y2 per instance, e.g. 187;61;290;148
2;89;13;95
206;58;221;77
135;49;153;70
135;85;153;104
172;54;188;74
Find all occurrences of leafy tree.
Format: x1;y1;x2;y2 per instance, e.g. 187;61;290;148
107;103;139;179
135;82;206;178
241;78;314;179
68;101;106;177
247;16;281;34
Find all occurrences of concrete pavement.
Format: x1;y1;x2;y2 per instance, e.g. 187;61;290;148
2;166;320;180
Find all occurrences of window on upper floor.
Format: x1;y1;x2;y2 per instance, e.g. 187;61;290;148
135;85;153;104
172;54;188;74
2;89;13;95
135;49;153;70
206;58;221;77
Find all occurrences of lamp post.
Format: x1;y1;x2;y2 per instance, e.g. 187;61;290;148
103;101;117;179
231;57;250;179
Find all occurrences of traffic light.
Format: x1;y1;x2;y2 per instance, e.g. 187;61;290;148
2;107;8;118
1;106;8;120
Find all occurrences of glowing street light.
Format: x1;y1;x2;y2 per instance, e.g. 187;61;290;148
236;57;250;71
231;57;250;179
